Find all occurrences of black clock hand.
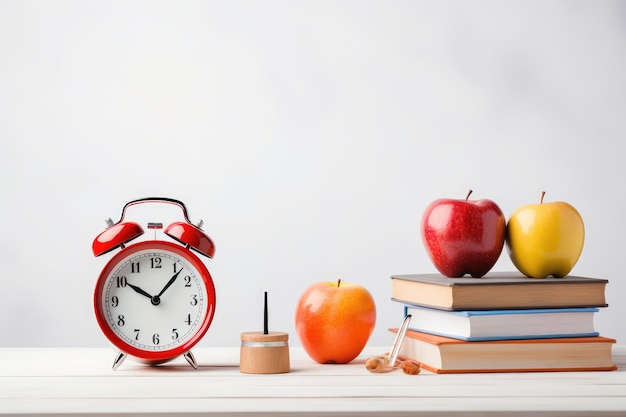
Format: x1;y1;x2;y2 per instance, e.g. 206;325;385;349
126;283;153;300
156;269;184;298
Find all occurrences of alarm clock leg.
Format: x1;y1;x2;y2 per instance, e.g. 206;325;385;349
183;350;198;369
112;351;127;370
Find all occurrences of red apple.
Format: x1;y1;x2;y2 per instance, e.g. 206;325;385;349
295;279;376;364
421;190;506;278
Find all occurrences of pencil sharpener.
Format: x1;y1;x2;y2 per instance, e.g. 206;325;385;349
239;331;290;374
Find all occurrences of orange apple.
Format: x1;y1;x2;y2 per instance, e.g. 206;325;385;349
295;279;376;364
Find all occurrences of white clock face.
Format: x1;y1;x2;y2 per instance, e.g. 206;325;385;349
101;248;211;352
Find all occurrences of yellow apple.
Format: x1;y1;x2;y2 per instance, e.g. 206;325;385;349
506;192;584;278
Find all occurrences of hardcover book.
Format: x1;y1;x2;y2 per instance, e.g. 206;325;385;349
391;272;608;311
391;328;617;374
403;305;599;341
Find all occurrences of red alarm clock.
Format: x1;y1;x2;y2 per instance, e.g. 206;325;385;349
92;197;216;370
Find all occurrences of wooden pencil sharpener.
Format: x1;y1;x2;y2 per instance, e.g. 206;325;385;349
239;331;290;374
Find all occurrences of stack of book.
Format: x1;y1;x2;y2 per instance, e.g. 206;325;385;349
390;272;616;373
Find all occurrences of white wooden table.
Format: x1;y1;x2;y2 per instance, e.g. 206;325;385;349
1;345;625;416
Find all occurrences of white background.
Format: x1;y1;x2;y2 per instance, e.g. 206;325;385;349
1;1;624;350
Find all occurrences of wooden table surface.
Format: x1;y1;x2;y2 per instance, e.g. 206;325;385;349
1;345;625;416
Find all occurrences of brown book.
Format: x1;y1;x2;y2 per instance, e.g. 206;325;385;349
391;272;608;310
391;328;617;374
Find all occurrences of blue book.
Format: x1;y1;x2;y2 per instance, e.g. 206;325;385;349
403;304;600;341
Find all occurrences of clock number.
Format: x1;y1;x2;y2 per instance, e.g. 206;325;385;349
131;262;140;273
152;333;160;345
134;329;140;340
151;257;162;269
117;315;125;326
190;294;198;306
185;314;192;325
116;276;127;288
184;276;192;287
111;296;119;307
172;329;179;340
173;263;179;273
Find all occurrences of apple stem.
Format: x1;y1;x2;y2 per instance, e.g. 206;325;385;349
465;189;473;202
337;279;342;288
540;191;546;204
